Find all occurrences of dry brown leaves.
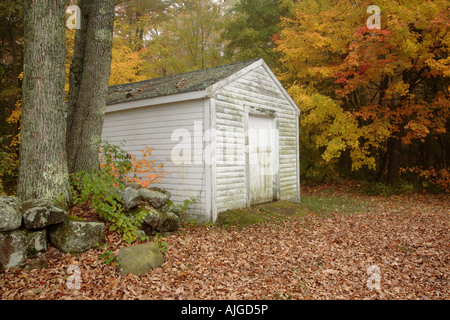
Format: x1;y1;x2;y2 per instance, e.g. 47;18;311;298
1;190;449;300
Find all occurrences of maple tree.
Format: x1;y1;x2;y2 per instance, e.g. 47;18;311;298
276;0;450;186
109;45;148;86
110;0;170;85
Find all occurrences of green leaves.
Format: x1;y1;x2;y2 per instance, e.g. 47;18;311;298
99;245;117;266
223;0;288;68
71;140;141;243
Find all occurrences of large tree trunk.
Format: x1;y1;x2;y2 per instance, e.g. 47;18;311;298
66;0;115;175
18;0;71;205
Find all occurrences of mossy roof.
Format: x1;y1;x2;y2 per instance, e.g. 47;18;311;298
107;59;260;105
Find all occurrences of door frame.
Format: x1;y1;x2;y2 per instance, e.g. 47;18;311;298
244;105;280;206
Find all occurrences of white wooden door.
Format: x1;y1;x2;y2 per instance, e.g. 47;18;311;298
248;115;277;205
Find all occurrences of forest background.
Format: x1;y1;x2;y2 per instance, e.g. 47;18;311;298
0;0;448;195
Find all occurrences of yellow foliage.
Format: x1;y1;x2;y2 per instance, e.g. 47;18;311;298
290;84;390;170
6;99;21;125
277;0;450;174
384;81;411;101
5;83;22;148
109;44;148;86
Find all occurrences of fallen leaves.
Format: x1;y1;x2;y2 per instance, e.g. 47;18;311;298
0;189;449;300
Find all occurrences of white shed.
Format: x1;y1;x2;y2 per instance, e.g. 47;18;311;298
102;58;300;222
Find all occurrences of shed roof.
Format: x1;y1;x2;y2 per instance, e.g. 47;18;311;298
107;59;260;105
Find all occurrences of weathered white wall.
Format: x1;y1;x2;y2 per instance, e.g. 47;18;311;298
213;65;299;214
102;99;208;221
102;61;299;222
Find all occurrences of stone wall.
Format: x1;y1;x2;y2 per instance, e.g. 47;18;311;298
0;197;68;271
0;185;183;271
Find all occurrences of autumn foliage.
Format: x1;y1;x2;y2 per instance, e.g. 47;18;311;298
99;145;166;188
276;0;449;189
0;0;448;194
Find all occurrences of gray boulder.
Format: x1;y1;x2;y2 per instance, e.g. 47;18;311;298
148;187;172;199
116;242;164;276
119;187;140;211
169;206;183;217
158;211;180;233
124;182;143;191
0;229;47;271
0;196;22;232
138;189;169;209
22;199;66;230
142;210;180;235
48;220;105;253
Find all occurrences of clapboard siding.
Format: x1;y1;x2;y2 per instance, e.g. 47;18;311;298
104;59;299;222
213;65;299;213
102;99;208;220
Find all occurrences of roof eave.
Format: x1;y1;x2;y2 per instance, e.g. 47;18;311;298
105;89;207;113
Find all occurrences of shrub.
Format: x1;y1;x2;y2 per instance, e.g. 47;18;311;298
99;144;166;187
401;167;450;193
71;141;157;243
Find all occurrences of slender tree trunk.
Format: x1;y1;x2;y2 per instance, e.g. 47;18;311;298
18;0;71;205
375;149;387;182
386;72;403;185
386;134;401;185
66;0;115;175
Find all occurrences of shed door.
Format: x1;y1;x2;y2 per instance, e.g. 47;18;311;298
248;115;277;205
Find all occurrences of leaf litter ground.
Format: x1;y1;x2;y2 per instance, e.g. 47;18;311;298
1;186;449;300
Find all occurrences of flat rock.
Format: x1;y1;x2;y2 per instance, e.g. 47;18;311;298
22;199;66;230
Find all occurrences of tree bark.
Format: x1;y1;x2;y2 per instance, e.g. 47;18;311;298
18;0;71;205
386;134;401;185
386;72;403;185
66;0;115;175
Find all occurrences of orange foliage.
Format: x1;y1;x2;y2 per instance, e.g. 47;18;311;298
401;167;450;193
100;147;166;188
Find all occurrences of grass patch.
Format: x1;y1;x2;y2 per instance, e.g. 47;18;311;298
299;194;370;216
215;208;274;229
215;201;311;229
256;201;312;217
66;215;86;221
215;195;372;229
352;181;422;196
